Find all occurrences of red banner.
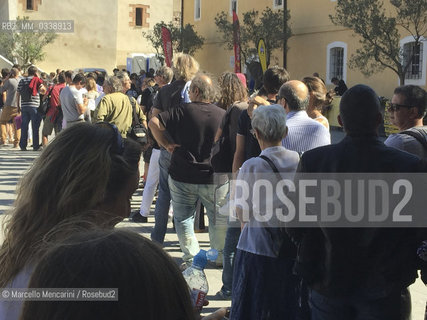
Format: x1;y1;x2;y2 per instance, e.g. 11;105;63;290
161;26;173;67
232;10;241;73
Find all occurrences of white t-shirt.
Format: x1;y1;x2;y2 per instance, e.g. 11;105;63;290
60;85;84;122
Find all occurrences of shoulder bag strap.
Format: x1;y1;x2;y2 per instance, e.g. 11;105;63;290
259;154;279;172
221;107;233;136
400;129;427;150
129;97;140;126
259;155;282;181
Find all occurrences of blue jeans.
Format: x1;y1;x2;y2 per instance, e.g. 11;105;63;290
20;107;41;150
168;176;229;263
221;223;241;295
309;288;410;320
151;149;171;244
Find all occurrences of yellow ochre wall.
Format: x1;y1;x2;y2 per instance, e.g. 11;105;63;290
184;0;426;98
184;0;286;78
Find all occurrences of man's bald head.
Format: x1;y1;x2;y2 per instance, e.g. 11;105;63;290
339;84;381;135
190;73;217;103
278;80;309;111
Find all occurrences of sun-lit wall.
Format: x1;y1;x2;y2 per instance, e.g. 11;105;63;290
184;0;426;97
12;0;175;74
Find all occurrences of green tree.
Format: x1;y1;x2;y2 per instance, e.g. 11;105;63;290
214;7;291;67
0;17;57;69
330;0;427;85
142;21;205;63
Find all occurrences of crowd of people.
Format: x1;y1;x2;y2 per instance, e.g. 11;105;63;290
0;53;426;320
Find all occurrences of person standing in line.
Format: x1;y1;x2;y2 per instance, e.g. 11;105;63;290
230;105;301;320
302;76;333;130
149;74;227;267
17;66;44;151
278;80;331;154
286;84;424;320
0;68;21;148
213;72;249;300
233;66;290;173
385;85;427;159
60;73;88;129
131;66;174;223
41;71;67;146
93;76;145;138
331;77;348;96
149;53;199;245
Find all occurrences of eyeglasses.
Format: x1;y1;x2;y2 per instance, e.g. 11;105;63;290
387;103;414;112
277;96;288;104
95;122;125;154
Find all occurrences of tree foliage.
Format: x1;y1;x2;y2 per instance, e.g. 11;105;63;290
214;7;291;67
0;17;57;69
142;21;205;63
330;0;427;85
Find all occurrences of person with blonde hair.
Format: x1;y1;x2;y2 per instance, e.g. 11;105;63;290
172;53;200;83
302;76;333;130
84;77;100;121
150;54;199;244
0;122;141;320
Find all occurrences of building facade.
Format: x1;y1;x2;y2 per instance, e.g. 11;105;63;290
183;0;426;97
0;0;178;73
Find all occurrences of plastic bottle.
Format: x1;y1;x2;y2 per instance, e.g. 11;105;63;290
182;249;218;309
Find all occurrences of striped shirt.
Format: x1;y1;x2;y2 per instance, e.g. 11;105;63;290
17;76;40;108
282;110;330;153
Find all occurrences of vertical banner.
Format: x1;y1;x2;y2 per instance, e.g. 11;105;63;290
258;38;267;73
161;26;173;67
232;10;241;73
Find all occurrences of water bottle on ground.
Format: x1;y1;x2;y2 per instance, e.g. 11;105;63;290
182;249;218;310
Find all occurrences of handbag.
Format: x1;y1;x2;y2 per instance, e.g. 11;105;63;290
14;115;22;130
127;97;149;146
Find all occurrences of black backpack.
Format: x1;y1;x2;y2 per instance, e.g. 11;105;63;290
210;109;233;173
141;85;158;116
19;77;33;102
127;97;149;146
399;128;427;154
38;87;53;117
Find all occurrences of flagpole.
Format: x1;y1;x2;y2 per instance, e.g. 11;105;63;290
283;0;287;69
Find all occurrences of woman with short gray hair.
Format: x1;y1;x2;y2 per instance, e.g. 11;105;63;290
231;104;301;319
251;104;288;143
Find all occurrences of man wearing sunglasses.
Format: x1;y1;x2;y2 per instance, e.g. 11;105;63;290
385;85;427;159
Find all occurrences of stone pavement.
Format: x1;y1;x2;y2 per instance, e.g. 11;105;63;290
0;143;426;319
0;144;230;317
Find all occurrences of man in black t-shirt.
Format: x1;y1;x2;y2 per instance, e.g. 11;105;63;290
233;66;290;172
149;74;227;266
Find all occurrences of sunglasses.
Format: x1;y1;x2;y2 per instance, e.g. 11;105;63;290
387;103;414;112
